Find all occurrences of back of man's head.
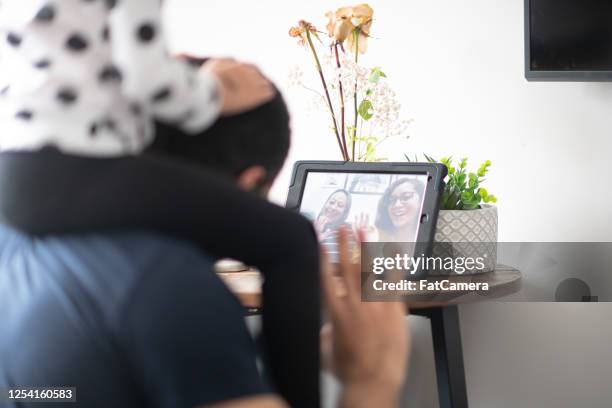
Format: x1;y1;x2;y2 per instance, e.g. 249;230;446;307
162;88;290;188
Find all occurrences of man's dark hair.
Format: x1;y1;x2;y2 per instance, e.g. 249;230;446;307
153;87;290;186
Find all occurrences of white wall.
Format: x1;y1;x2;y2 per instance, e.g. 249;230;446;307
165;0;612;243
166;1;612;406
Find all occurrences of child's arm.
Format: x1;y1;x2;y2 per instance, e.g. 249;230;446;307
107;1;273;133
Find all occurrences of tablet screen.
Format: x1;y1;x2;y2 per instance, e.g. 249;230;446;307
299;172;428;250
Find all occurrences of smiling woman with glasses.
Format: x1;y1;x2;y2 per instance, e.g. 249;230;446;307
374;178;425;242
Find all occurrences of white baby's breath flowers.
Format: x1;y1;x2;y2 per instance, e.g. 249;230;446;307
288;47;411;161
287;65;304;88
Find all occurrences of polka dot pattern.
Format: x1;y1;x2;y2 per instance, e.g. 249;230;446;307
57;88;78;105
89;123;98;137
34;5;56;22
103;118;117;130
66;33;89;52
7;33;21;47
101;25;110;42
137;23;156;43
130;103;143;116
151;86;172;103
99;65;122;83
0;0;222;155
15;110;34;120
34;59;52;69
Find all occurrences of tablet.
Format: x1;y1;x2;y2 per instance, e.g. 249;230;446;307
286;161;447;272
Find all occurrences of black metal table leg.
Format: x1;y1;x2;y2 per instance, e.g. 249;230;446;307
413;305;468;408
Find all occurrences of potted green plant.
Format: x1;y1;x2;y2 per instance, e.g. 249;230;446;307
429;157;498;274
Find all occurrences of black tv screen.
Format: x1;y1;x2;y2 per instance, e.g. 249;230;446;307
525;0;612;81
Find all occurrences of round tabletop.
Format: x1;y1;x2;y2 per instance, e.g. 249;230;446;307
218;264;522;310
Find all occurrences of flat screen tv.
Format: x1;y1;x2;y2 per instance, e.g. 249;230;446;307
525;0;612;81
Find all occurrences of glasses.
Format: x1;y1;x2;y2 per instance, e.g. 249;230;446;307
388;193;415;205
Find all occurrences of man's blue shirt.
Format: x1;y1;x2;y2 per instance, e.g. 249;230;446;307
0;225;267;407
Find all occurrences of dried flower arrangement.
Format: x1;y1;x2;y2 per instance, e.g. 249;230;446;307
289;5;410;162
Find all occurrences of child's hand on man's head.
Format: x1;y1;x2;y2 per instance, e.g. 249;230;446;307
202;59;275;116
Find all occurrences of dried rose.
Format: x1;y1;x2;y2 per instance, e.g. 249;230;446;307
325;4;373;54
349;4;373;29
289;20;319;47
325;11;353;43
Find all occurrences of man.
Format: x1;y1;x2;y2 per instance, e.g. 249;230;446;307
0;83;410;408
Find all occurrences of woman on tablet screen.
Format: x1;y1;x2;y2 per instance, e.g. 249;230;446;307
376;178;424;242
314;189;352;243
356;178;424;243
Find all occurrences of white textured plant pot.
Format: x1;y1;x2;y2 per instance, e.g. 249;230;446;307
431;205;498;275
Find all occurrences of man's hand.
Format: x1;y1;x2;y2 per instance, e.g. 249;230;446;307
202;59;275;116
321;228;410;408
